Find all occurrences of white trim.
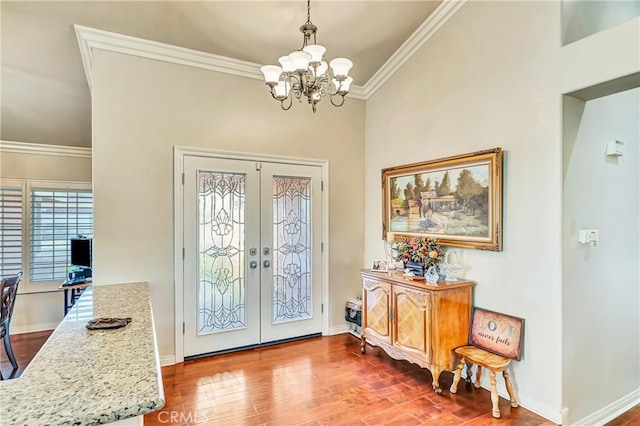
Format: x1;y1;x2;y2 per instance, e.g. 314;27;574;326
173;147;184;363
362;0;468;98
74;25;366;101
574;389;640;426
73;0;468;102
173;147;330;363
0;140;91;159
476;383;562;424
11;322;59;335
329;324;350;336
321;162;330;336
159;355;176;367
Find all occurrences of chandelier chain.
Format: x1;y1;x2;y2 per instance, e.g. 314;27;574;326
307;0;311;24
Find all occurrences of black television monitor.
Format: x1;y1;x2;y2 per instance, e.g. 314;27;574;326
70;238;92;268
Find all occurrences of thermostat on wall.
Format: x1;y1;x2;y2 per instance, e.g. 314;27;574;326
606;140;624;156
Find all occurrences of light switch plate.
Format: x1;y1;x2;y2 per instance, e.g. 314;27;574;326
606;140;624;156
578;229;599;245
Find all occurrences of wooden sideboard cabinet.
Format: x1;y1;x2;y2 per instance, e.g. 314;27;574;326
360;269;475;394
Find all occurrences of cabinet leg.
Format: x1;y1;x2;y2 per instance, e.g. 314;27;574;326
360;335;366;354
489;370;500;418
450;357;465;394
431;367;443;395
503;370;519;408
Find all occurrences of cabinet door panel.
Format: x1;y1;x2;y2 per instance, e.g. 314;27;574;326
393;286;430;361
363;279;391;344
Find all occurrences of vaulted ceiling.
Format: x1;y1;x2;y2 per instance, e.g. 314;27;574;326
1;1;443;147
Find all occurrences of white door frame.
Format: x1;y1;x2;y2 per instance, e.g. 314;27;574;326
173;146;330;363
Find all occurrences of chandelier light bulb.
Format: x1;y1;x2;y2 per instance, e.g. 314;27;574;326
274;81;291;98
288;51;312;72
278;56;295;73
260;65;283;84
313;61;328;78
333;76;353;93
329;58;353;78
302;44;326;63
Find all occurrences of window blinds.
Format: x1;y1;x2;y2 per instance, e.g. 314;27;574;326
30;189;93;282
0;187;23;277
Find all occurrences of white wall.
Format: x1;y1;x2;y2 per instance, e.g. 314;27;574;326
0;148;92;332
560;16;640;95
562;0;640;45
562;88;640;424
365;1;563;421
90;50;365;362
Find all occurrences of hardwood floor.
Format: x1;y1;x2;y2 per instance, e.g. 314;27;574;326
145;334;553;426
4;331;639;425
0;329;52;379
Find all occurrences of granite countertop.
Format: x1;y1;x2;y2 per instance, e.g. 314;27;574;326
0;282;165;425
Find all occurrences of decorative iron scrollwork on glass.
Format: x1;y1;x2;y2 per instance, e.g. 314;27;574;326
197;171;246;334
272;176;312;323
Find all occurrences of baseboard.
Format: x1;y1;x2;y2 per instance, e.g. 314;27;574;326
477;383;562;424
328;324;350;335
11;322;59;334
160;355;176;367
574;388;640;426
518;392;563;424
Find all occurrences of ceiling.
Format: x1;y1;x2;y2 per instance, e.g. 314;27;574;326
1;1;443;148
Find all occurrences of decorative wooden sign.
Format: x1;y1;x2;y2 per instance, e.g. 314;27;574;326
469;307;525;361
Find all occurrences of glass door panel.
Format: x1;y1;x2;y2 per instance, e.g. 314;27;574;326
197;171;246;334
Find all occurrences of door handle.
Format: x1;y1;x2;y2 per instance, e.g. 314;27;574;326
263;260;271;268
249;261;258;269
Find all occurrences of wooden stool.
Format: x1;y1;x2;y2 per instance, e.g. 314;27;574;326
450;345;519;418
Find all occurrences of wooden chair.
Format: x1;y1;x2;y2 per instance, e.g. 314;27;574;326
0;272;23;379
449;307;524;419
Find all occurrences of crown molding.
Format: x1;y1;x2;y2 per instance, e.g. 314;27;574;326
362;0;468;97
0;140;92;159
74;0;465;101
74;25;367;101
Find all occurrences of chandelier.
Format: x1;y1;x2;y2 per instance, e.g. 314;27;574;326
259;0;353;113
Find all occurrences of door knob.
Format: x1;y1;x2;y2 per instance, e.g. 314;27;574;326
263;260;271;268
249;261;258;269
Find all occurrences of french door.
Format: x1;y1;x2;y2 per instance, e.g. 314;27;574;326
183;156;322;357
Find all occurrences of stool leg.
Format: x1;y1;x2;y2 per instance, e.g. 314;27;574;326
474;365;482;388
4;332;18;370
465;361;473;384
503;370;519;408
450;356;465;394
489;370;500;418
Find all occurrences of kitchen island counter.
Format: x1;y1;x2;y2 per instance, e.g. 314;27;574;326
0;282;164;426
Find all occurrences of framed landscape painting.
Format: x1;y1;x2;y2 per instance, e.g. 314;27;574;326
382;148;503;251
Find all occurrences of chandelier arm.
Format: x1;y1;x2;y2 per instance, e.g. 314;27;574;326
329;94;346;107
280;95;293;111
285;74;303;101
269;89;282;101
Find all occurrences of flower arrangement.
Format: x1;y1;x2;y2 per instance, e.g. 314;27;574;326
395;237;444;271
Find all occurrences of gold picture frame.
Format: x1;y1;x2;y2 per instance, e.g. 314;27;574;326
382;148;503;251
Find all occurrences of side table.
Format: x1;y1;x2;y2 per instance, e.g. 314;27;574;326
59;279;92;315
